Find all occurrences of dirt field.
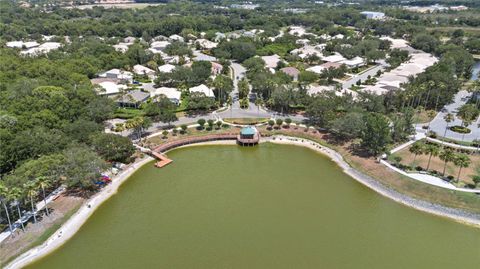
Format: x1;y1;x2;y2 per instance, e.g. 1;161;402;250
0;195;84;267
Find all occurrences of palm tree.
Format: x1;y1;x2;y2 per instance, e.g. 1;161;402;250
443;113;454;138
424;143;440;171
8;187;25;231
453;154;471;182
24;182;38;223
0;183;14;236
408;142;424;167
36;176;51;216
439;148;455;176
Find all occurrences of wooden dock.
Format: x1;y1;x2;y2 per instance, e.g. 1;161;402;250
151;151;173;168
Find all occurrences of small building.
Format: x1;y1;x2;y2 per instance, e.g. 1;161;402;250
340;56;365;68
133;64;156;78
150;87;182;105
261;54;283;69
158;64;176;73
97;81;127;96
306;65;326;74
360;11;385;20
280;67;300;81
189;84;215;98
211;62;223;76
116;90;150;108
237;127;260;146
169;34;185;43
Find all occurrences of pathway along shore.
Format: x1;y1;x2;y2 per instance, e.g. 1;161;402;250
6;137;480;269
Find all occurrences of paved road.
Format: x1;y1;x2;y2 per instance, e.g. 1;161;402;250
427;90;480;142
342;60;388;90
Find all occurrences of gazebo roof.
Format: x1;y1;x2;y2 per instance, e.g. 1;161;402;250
240;127;256;136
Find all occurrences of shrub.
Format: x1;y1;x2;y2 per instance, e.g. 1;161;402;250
415;166;423;171
450;125;471;134
472;175;480;185
172;129;178;136
180;124;188;134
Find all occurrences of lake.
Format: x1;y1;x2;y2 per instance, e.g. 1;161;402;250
26;144;480;269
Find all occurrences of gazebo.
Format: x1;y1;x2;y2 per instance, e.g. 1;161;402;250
237;127;260;146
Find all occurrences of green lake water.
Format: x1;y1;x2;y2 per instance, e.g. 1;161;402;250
26;144;480;269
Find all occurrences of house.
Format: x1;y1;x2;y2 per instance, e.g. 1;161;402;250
340;56;365;68
133;65;156;78
360;11;385;20
6;41;39;49
288;26;306;37
290;45;323;59
280;67;300;81
306;65;326;74
124;36;136;44
116;90;150;108
113;43;130;53
158;64;176;73
296;39;310;45
99;69;133;83
169;34;184;42
97;81;127;96
20;42;62;56
189;84;215;98
321;62;344;70
322;53;346;63
214;32;226;42
332;34;345;40
150;87;182;105
211;62;223;76
261;54;283;69
195;39;218;50
149;41;171;53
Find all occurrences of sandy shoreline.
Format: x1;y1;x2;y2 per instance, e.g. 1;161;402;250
7;136;480;268
5;156;154;269
268;135;480;228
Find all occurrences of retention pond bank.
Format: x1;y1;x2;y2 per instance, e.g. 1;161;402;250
24;144;480;269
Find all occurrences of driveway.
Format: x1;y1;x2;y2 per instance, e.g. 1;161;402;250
342;60;388;90
427;90;480;142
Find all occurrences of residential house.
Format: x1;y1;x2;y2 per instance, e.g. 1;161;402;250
340;56;365;68
169;34;185;42
261;54;283;69
306;65;326;74
360;11;385;20
280;67;300;81
322;53;346;63
99;69;133;83
189;84;215;98
211;62;223;76
158;64;176;73
97;81;127;96
133;64;156;79
195;39;218;50
150;87;182;105
116;90;150;108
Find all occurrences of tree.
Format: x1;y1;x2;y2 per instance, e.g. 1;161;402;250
268;119;275;129
331;112;365;139
424;143;440;171
411;34;439;53
439;148;455;176
60;146;108;191
409;142;425;167
8;187;25;231
191;61;212;85
197;118;206;129
207;119;214;130
298;71;318;85
36;176;51;216
238;78;250;99
143;97;178;125
180;124;188;134
284;118;292;128
91;133;135;163
360;113;392;156
162;130;169;139
276;118;283;129
213;75;234;104
125;116;152;141
453;154;470;182
24;182;37;223
0;183;14;236
443;113;454;138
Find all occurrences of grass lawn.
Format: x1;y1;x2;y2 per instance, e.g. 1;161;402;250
390;145;480;187
113;107;145;119
223;118;269;125
412;109;437;124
